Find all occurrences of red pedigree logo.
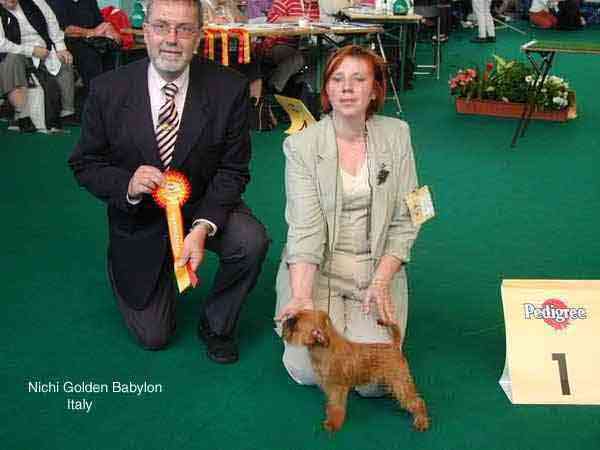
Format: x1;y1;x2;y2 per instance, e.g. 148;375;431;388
542;299;570;330
523;298;587;330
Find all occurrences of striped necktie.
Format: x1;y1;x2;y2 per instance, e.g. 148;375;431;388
156;82;180;168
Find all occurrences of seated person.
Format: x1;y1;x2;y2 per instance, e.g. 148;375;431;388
203;0;246;23
263;0;320;94
529;0;559;27
246;0;273;22
318;0;352;19
0;0;75;132
49;0;119;100
555;0;584;29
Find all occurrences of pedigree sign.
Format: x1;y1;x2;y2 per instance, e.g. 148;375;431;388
523;299;588;330
500;279;600;404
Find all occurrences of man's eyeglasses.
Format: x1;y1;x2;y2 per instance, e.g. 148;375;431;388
147;22;199;38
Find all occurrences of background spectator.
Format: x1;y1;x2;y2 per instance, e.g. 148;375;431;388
49;0;120;102
0;0;75;131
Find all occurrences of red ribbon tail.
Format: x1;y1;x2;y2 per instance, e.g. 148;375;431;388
187;264;199;288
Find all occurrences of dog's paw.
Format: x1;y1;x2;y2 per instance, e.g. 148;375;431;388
323;418;342;432
323;406;345;432
413;414;430;432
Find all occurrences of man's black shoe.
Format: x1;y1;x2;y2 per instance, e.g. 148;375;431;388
198;323;239;364
61;113;80;126
8;117;37;133
470;37;489;43
487;36;497;43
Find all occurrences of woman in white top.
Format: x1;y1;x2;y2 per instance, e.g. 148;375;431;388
529;0;558;28
274;45;421;395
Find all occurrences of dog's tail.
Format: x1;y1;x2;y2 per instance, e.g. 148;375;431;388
377;320;403;347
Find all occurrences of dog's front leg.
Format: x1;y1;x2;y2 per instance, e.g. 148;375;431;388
322;384;350;432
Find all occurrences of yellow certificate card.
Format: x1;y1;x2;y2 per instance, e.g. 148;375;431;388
405;185;435;227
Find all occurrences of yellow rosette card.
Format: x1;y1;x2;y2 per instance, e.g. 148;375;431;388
274;94;316;134
152;170;199;293
405;185;435;227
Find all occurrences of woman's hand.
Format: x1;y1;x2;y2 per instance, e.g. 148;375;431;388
276;296;314;322
362;279;396;325
32;46;49;60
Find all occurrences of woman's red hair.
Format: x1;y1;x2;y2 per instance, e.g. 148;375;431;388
320;45;387;119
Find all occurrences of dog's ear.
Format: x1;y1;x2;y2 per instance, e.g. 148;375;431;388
311;328;329;347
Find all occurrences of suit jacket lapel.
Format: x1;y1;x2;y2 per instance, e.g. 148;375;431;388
316;116;342;253
123;59;161;167
367;118;393;257
170;61;210;169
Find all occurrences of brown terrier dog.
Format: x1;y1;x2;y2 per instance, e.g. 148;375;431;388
282;309;430;432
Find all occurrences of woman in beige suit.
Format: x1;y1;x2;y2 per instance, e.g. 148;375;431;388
274;45;421;394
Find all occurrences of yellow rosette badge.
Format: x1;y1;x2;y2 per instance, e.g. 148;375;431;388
152;170;199;293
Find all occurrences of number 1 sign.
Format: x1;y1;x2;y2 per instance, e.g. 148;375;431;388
499;279;600;404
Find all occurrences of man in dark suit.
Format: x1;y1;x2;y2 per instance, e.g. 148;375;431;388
68;0;269;364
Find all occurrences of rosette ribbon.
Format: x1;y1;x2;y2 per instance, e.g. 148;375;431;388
203;29;216;61
203;27;251;66
152;170;199;293
229;28;251;64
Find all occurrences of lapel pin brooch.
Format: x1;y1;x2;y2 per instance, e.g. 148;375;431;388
377;163;389;185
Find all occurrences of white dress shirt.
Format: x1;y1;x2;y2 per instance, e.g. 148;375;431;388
0;0;66;57
127;63;217;236
148;62;190;130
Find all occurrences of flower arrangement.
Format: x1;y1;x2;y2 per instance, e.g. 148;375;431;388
449;56;574;111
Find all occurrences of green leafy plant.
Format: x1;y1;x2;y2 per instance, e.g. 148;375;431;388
449;55;573;111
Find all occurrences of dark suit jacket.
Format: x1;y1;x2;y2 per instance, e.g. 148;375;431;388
69;58;251;309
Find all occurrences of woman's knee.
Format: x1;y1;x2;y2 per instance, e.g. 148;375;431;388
282;345;317;385
355;384;387;398
3;53;27;69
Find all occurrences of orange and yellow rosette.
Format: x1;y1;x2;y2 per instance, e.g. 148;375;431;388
229;28;250;64
203;27;250;66
203;27;229;66
152;170;199;293
203;28;216;61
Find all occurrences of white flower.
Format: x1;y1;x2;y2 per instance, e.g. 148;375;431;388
552;96;568;108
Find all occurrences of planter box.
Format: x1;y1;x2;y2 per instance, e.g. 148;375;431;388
455;97;577;122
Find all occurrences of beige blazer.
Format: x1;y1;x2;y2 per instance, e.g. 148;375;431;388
275;114;421;329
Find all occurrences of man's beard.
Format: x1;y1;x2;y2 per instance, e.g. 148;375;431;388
153;55;187;74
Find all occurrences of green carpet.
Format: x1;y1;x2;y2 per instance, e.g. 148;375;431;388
2;22;599;450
